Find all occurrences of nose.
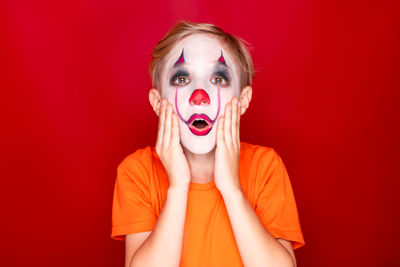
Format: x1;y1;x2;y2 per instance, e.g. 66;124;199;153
189;89;210;106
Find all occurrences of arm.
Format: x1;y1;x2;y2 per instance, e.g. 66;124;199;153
128;186;189;267
278;239;297;266
214;97;296;267
221;189;296;267
127;99;191;267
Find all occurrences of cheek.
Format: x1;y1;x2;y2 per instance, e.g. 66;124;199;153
218;90;235;117
174;87;194;113
161;88;177;109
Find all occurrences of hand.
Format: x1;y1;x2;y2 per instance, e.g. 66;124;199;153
155;99;191;189
214;97;242;196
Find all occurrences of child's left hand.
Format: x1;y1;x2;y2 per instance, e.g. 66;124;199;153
214;97;242;196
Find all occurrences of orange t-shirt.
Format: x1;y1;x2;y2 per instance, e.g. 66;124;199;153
111;142;305;266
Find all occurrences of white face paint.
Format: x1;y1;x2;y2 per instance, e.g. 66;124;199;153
160;34;241;154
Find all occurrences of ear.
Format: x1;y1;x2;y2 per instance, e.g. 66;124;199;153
149;88;162;116
239;86;252;115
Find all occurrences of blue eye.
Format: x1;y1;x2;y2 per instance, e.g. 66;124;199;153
211;77;226;85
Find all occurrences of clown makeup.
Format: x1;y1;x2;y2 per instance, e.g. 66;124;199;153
160;34;241;154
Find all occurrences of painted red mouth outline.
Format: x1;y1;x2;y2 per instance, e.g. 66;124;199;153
187;114;213;136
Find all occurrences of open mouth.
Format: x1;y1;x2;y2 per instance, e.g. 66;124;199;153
187;114;213;136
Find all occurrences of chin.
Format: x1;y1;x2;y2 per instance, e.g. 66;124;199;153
182;140;216;154
180;126;217;154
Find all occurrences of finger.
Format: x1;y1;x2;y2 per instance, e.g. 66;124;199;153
237;100;241;147
171;112;180;145
163;104;172;148
156;99;161;116
156;99;167;148
240;97;247;115
216;116;225;145
231;98;238;146
224;101;232;147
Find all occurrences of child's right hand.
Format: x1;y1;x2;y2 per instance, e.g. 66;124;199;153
155;99;191;189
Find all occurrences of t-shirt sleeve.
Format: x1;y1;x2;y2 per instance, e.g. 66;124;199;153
111;154;157;241
254;149;305;250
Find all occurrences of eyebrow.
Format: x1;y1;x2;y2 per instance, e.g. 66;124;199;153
173;49;185;68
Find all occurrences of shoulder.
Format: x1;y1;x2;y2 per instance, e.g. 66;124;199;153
239;141;282;169
119;146;157;168
239;142;288;189
117;146;159;180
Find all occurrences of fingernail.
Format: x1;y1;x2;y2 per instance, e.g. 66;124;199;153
161;100;166;106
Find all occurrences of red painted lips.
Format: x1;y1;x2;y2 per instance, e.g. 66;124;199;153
187;113;213;136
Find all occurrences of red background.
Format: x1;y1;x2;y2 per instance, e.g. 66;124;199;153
1;0;399;266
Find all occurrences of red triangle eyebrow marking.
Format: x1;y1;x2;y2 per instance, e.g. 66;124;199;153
174;49;185;66
218;50;226;65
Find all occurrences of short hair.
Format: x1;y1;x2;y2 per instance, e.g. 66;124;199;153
149;21;254;90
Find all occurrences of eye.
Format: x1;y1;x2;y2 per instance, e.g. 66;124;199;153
211;77;226;85
173;77;191;86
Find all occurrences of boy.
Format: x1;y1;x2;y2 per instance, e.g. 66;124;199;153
112;21;305;267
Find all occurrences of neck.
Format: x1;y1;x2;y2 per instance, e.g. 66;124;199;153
182;146;215;184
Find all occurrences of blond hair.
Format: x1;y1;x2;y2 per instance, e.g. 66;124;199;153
149;21;254;90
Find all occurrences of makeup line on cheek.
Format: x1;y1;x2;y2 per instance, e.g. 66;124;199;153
212;87;221;122
174;87;189;125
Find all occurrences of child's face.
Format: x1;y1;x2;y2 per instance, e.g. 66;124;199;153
160;34;241;154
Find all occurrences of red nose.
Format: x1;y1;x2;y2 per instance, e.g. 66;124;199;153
189;89;210;105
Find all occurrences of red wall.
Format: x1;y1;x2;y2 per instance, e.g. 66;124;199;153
1;0;399;266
